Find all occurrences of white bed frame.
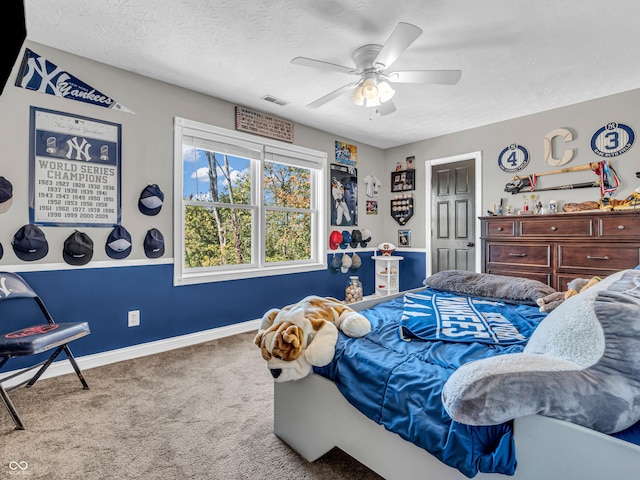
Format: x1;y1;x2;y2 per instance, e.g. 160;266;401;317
272;292;640;480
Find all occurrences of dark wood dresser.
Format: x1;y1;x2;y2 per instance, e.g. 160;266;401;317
480;210;640;290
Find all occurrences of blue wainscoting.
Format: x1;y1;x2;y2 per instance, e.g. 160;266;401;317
1;252;426;371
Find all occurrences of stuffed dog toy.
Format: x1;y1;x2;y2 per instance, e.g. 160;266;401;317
536;276;601;312
255;295;371;382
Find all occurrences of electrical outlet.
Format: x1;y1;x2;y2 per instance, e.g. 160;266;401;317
128;310;140;327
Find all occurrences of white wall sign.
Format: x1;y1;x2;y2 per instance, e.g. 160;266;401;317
544;128;575;166
29;107;121;227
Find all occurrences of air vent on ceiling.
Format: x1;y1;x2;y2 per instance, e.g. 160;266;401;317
262;94;289;106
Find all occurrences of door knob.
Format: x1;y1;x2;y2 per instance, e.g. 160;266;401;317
466;242;475;247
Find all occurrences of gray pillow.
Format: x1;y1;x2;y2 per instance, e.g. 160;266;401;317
425;270;556;305
442;269;640;434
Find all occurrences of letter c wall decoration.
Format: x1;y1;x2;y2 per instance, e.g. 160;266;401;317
544;128;575;167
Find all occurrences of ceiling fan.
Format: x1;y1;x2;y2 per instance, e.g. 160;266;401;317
291;22;462;116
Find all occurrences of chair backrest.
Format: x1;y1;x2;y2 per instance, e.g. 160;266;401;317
0;272;38;301
0;272;54;325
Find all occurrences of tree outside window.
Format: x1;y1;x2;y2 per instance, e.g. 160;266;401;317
174;118;326;285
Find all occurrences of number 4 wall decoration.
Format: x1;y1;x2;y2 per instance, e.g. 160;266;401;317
497;144;529;173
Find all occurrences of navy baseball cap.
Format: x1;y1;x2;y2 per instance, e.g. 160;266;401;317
63;230;94;266
106;225;132;259
329;255;341;274
0;176;13;214
144;228;165;258
340;230;352;249
138;184;164;216
12;224;49;261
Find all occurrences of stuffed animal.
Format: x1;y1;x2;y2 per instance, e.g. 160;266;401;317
254;295;371;382
536;276;601;312
442;269;640;434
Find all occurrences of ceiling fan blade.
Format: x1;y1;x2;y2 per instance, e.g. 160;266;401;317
388;70;462;85
373;22;423;70
306;82;358;108
377;100;397;116
291;57;358;75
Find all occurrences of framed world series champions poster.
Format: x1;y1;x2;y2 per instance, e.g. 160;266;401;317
29;107;122;227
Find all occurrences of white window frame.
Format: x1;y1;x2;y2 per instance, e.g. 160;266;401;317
173;117;327;286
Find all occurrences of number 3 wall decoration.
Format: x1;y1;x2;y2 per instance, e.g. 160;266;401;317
591;122;635;158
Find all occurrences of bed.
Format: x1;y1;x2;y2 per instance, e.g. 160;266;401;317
270;269;640;479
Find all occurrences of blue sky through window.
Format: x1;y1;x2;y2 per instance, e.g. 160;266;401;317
182;145;249;202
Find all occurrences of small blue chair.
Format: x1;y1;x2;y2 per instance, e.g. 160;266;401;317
0;272;90;430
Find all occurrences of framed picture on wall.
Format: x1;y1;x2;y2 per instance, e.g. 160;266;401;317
29;106;122;227
330;163;358;226
391;169;415;192
398;229;411;247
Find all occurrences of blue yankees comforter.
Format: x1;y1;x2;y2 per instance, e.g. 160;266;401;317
314;288;548;478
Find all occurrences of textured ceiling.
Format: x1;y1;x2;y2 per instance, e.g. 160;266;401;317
23;0;640;149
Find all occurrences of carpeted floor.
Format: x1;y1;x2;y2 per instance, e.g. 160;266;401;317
0;332;382;479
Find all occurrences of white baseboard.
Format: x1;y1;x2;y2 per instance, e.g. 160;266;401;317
2;319;260;388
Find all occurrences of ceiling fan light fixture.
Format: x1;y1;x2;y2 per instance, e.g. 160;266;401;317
361;74;378;99
352;73;394;107
352;85;365;106
377;80;395;103
364;96;381;108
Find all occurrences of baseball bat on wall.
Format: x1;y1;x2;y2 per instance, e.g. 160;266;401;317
512;162;601;181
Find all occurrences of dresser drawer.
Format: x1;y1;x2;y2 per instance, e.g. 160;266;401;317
487;242;551;267
484;219;516;237
520;217;594;237
487;268;551;286
599;215;640;238
557;243;640;271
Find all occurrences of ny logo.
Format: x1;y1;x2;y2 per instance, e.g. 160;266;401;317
66;137;92;161
20;55;70;95
0;277;11;298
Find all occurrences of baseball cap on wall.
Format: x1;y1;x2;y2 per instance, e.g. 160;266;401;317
329;230;343;250
350;253;362;272
329;255;341;274
144;228;165;258
63;230;94;266
138;184;164;216
340;230;352;249
350;229;362;248
106;225;132;259
0;176;13;214
0;242;3;260
340;253;352;273
12;224;49;261
360;228;372;247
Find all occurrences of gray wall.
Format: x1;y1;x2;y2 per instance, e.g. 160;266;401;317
385;89;640;249
0;40;386;268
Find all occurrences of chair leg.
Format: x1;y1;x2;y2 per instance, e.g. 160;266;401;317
0;384;25;430
63;345;89;389
24;345;89;390
25;346;64;388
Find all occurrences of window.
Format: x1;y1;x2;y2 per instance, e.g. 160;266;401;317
173;117;327;285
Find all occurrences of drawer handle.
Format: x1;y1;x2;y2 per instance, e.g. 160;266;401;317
550;226;557;231
586;255;610;261
497;227;503;231
508;253;527;257
618;225;625;230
